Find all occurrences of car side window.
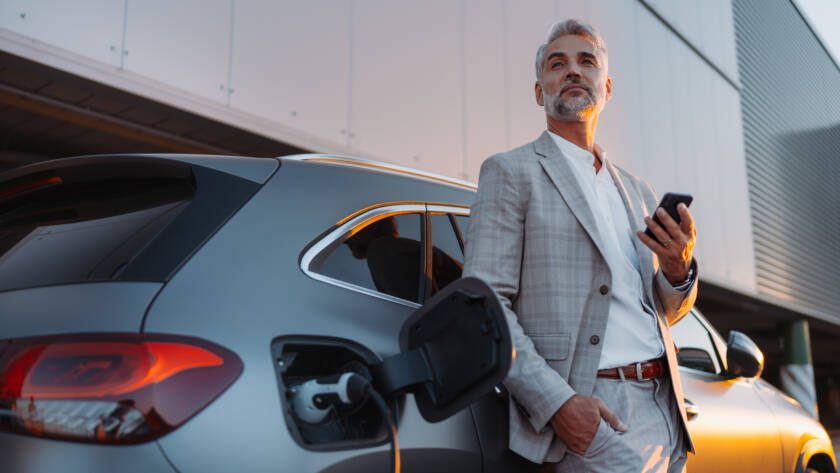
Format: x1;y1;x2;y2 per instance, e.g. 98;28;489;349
429;213;464;296
315;213;423;303
671;313;722;374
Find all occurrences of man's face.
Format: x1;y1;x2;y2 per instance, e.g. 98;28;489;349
536;34;612;122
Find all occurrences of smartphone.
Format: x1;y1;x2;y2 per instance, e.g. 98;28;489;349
643;192;693;244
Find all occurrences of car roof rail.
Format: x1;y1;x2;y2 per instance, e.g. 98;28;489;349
282;154;477;191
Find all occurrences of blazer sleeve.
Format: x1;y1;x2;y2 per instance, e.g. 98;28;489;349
463;156;576;433
654;259;698;325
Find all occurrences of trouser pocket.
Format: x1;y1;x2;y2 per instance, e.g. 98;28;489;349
583;419;614;458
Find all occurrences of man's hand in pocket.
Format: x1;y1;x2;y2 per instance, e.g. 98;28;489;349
549;395;628;454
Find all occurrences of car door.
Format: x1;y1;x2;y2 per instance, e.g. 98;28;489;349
298;204;483;473
673;310;784;472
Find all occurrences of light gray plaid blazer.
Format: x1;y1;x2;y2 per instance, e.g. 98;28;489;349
463;132;698;463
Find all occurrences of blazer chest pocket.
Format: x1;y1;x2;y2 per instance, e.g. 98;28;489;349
529;333;571;361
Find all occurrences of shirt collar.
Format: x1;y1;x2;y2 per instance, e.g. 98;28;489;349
546;130;608;172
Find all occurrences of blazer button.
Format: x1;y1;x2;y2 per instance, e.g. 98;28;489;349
599;285;609;295
590;335;600;345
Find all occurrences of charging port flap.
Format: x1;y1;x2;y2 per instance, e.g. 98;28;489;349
372;277;512;423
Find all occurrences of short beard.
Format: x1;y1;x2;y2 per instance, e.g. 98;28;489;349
542;85;595;121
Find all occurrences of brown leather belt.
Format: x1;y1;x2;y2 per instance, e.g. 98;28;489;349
597;358;667;381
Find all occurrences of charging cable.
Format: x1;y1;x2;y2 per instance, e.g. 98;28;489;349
365;383;400;473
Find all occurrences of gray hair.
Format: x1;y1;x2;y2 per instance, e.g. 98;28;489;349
535;19;607;81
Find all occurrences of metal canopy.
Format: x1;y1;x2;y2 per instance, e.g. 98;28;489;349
0;50;305;171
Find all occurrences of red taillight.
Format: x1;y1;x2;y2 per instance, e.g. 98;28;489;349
0;175;63;199
0;333;242;444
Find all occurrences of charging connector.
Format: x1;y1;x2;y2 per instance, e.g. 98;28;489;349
290;372;369;423
289;372;400;473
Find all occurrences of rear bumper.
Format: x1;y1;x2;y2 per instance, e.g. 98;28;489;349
0;432;177;473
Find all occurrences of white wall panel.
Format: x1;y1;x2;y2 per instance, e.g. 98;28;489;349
642;0;688;41
504;0;554;149
682;57;714;282
350;0;462;175
462;0;507;181
589;0;648;176
712;0;739;82
710;76;733;283
123;0;231;103
553;0;588;20
667;29;700;196
713;0;740;82
229;0;350;146
642;0;739;83
0;0;124;66
635;5;678;190
698;0;724;74
690;58;728;283
717;80;756;287
642;0;687;41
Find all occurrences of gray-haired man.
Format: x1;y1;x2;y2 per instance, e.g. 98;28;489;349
463;19;698;472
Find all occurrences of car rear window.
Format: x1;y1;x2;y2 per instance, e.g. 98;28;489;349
0;157;261;292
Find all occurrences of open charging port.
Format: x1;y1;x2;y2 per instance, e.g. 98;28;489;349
271;336;394;450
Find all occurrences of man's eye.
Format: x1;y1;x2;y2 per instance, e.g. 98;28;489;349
583;59;595;65
551;61;564;68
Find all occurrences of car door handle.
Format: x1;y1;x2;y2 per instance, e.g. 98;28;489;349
684;398;700;420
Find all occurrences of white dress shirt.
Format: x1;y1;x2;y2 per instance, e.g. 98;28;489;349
547;131;665;369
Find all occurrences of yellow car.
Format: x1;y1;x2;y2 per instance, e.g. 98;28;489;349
671;308;836;473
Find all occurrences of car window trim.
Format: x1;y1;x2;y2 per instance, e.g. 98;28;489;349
300;203;426;309
448;213;465;255
426;204;470;254
421;211;432;301
426;204;470;215
690;308;730;374
674;310;726;376
426;205;470;300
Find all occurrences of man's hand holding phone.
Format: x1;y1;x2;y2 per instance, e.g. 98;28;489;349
636;193;697;285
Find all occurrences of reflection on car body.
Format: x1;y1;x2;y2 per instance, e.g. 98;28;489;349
0;153;834;473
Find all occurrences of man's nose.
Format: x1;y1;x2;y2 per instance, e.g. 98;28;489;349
564;70;581;82
564;62;583;79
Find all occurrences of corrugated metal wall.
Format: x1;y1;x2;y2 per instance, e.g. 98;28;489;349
733;0;840;321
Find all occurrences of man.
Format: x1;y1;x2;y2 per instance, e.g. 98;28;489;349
463;19;698;472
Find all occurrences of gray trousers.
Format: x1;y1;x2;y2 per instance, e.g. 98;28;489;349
548;376;687;473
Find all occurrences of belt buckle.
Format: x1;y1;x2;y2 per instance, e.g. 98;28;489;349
635;362;644;381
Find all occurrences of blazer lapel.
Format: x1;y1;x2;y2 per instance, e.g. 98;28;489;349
604;160;656;305
534;132;608;262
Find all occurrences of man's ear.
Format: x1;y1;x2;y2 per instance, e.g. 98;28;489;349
535;81;544;106
605;76;613;101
